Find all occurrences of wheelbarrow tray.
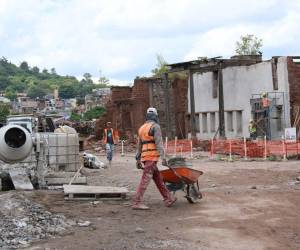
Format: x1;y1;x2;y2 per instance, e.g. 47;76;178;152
160;167;203;184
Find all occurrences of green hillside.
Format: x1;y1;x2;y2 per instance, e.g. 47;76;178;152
0;57;99;100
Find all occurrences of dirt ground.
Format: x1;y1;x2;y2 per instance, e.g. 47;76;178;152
23;152;300;250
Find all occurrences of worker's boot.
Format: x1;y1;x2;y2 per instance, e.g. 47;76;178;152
132;203;150;210
164;196;177;207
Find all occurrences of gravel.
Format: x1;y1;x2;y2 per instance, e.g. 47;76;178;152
0;192;73;249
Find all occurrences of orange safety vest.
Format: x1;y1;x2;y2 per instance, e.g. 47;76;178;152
138;122;160;162
103;128;118;144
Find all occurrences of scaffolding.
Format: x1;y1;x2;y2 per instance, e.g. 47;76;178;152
250;92;285;139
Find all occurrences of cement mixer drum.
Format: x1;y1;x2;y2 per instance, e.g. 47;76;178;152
0;125;33;163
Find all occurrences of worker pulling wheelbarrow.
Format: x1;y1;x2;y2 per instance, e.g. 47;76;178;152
160;157;203;203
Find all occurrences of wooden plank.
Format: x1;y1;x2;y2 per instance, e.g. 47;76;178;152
45;177;87;186
64;192;127;201
9;169;34;190
63;185;128;194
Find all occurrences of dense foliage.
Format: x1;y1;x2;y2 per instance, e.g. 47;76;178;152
69;106;106;121
0;104;9;122
83;106;106;120
0;57;108;100
70;111;81;121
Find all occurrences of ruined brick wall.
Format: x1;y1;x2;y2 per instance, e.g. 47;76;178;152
131;78;150;134
128;77;188;139
287;57;300;125
172;78;188;138
97;77;188;141
111;86;132;100
96;87;132;139
147;78;178;138
147;77;188;139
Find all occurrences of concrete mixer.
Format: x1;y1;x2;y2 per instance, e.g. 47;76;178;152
0;116;81;189
0;125;33;163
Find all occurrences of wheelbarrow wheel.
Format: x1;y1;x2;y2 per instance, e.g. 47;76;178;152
185;184;202;204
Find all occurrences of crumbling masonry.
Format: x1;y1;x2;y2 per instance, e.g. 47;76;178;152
96;77;188;141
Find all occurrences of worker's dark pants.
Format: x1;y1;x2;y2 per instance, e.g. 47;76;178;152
133;161;172;205
250;132;257;140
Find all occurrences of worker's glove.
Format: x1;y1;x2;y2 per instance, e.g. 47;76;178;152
162;158;168;166
136;160;143;169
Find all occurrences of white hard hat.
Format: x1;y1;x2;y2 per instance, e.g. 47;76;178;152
147;107;158;116
261;92;267;97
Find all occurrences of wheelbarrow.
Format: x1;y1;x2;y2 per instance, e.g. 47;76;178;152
160;162;203;204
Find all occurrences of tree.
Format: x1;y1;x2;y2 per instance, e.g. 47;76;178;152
59;83;77;99
0;104;9;122
4;89;17;101
83;73;93;84
27;85;47;98
20;61;29;71
98;70;110;86
32;66;40;74
51;67;57;75
9;80;27;92
83;106;105;120
0;76;11;90
235;34;263;55
0;56;95;102
151;54;168;76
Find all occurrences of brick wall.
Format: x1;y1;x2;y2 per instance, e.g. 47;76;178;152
172;78;188;138
131;78;150;134
287;57;300;125
97;76;188;140
111;86;132;100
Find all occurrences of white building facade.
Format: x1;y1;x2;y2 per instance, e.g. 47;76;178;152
188;57;292;140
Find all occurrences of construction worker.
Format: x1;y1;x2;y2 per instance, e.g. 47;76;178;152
261;92;271;108
261;92;271;139
132;107;176;210
103;122;118;166
248;119;257;140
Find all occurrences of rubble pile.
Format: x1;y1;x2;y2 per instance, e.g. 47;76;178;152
0;192;72;249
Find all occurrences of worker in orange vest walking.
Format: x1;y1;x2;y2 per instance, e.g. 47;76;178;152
103;122;118;166
132;107;177;210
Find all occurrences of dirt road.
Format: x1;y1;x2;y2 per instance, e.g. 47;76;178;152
26;153;300;250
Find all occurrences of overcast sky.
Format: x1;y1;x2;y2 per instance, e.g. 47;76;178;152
0;0;299;85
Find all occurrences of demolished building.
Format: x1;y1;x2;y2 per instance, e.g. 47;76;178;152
168;56;300;140
98;77;188;140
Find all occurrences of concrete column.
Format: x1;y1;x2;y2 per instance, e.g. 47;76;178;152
218;65;226;138
207;112;212;135
189;71;196;137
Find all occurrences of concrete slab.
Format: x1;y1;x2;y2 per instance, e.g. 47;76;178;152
9;169;34;190
63;185;128;201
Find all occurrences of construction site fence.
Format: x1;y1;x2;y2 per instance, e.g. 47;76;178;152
210;138;300;159
164;138;194;158
119;137;300;160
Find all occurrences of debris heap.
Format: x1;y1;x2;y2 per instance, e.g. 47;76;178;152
0;192;72;249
